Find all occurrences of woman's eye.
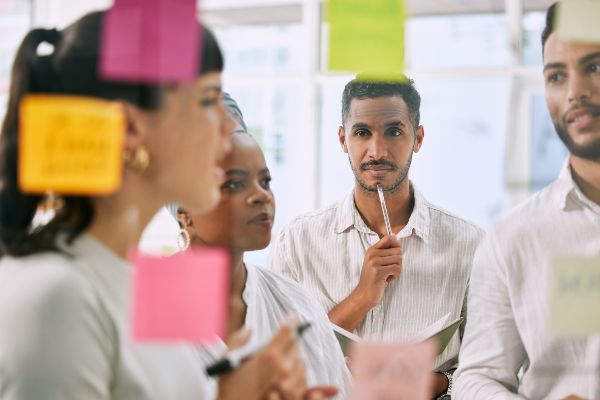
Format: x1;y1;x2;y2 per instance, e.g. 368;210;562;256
261;177;272;189
222;180;244;191
200;97;218;107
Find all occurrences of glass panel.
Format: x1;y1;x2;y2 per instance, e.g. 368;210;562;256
522;11;545;66
213;23;305;75
530;94;567;192
0;0;31;113
406;14;509;70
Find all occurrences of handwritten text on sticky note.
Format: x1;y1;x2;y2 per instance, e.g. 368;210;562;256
549;256;600;336
556;0;600;44
100;0;200;83
130;248;230;343
19;94;125;195
349;340;435;400
326;0;406;78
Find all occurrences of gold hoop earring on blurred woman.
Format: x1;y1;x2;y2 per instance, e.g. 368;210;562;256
124;146;150;173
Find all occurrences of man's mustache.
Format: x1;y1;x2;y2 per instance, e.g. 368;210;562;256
562;101;600;124
360;159;397;170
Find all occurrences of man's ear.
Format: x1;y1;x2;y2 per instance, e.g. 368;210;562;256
176;208;193;228
413;125;425;153
338;125;348;154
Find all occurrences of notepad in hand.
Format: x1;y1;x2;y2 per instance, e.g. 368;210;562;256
412;313;464;355
331;323;362;356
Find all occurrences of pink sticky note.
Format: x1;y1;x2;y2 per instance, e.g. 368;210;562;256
130;248;229;343
100;0;200;83
349;340;436;400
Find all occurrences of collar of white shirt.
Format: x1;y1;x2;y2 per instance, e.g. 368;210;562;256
556;161;600;215
333;181;431;243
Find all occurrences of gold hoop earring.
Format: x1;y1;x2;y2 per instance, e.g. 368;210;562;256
177;228;190;251
124;146;150;173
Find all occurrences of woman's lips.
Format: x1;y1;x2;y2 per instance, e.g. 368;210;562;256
248;213;274;228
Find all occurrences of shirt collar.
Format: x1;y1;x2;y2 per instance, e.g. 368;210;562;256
334;182;431;243
556;161;600;214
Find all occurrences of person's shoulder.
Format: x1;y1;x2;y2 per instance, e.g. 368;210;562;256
427;202;485;241
0;251;99;316
489;182;561;240
280;199;345;233
253;267;325;313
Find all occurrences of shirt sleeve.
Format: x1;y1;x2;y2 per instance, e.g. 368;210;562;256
453;234;528;400
0;264;114;400
268;227;299;282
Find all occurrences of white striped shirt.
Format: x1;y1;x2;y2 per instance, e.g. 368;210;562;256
268;184;484;370
454;165;600;400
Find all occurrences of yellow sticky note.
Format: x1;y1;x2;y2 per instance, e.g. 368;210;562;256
556;0;600;44
327;0;407;79
549;256;600;337
19;94;125;195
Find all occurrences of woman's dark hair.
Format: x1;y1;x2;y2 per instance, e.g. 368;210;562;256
0;10;224;257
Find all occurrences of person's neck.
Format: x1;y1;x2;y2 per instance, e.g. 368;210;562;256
87;176;161;259
353;179;414;237
570;156;600;206
226;249;248;336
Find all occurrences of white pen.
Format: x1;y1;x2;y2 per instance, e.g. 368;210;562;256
205;322;312;376
377;184;393;237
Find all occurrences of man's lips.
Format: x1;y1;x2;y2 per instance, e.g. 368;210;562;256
565;107;600;130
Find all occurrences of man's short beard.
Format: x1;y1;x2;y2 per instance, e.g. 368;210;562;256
349;152;413;194
554;120;600;162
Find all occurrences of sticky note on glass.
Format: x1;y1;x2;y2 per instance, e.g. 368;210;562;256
556;0;600;44
100;0;200;83
326;0;407;79
549;256;600;336
349;340;435;400
19;94;125;195
130;248;230;343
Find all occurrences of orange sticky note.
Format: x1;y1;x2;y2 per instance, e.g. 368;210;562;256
19;94;125;195
349;340;435;400
130;248;230;343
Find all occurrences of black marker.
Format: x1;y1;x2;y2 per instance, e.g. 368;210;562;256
206;322;312;376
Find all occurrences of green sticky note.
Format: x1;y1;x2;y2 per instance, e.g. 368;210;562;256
549;256;600;337
556;0;600;44
327;0;407;79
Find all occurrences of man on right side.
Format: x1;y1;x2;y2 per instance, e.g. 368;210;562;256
454;2;600;399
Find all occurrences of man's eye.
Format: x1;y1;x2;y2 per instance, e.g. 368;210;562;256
546;73;563;83
386;128;402;136
355;129;370;136
588;63;600;74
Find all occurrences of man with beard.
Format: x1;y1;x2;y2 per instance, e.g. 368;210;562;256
269;75;484;399
453;3;600;400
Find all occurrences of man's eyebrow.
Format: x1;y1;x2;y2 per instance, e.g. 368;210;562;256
384;120;405;127
578;51;600;67
351;122;371;130
543;62;565;72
